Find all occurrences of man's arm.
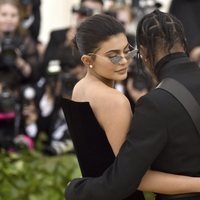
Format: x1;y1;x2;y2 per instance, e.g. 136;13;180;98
66;96;168;200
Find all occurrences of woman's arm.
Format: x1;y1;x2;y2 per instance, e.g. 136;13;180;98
139;170;200;194
94;90;200;194
94;90;132;156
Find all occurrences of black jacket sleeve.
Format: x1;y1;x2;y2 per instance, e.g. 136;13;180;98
65;95;168;200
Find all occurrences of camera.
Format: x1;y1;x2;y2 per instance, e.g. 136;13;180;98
129;67;148;91
0;32;18;69
0;86;16;114
139;0;162;15
72;5;99;17
20;0;32;5
61;73;78;97
128;59;153;91
46;60;62;91
46;60;78;97
46;60;62;79
21;85;36;106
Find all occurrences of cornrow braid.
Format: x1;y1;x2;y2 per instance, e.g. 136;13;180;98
136;9;188;69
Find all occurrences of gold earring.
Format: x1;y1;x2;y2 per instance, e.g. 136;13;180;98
89;64;93;68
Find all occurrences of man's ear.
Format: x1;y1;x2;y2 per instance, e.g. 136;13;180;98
139;45;147;59
81;55;92;66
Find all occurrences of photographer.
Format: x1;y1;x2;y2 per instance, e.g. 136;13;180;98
0;0;40;151
37;37;87;155
20;0;41;43
125;57;156;111
0;75;19;150
42;0;104;77
37;59;77;156
0;72;40;151
13;85;39;150
111;3;155;108
0;0;39;85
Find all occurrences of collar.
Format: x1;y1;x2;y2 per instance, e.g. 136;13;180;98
154;52;190;81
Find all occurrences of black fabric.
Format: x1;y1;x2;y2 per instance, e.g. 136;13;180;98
169;0;200;51
42;28;68;76
156;193;200;200
66;53;200;200
154;52;189;80
30;0;41;42
61;98;144;200
157;78;200;135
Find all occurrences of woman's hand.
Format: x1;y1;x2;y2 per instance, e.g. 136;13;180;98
15;52;32;77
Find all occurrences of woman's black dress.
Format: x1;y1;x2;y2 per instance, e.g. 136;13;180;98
61;98;145;200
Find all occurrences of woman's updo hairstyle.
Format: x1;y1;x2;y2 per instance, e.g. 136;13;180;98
73;14;125;55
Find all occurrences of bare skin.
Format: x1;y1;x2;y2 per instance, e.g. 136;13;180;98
72;33;200;194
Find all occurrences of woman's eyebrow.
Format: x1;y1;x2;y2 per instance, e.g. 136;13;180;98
104;43;129;54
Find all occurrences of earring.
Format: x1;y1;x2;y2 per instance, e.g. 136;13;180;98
89;64;93;68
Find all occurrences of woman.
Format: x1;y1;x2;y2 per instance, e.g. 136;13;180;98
62;14;200;200
0;0;40;150
0;0;39;84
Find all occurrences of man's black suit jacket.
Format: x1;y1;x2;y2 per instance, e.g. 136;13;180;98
66;53;200;200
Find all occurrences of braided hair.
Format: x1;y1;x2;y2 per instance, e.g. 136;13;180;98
136;9;188;69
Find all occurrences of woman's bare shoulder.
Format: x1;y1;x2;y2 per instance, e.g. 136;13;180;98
90;85;131;118
72;79;130;110
102;87;129;106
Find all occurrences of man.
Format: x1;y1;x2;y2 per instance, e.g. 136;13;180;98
66;10;200;200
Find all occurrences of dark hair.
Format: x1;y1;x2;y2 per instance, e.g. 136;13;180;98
81;0;104;6
74;14;125;55
136;9;188;67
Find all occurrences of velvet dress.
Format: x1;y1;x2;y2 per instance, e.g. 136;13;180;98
61;98;144;200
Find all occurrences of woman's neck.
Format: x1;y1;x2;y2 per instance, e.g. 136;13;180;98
86;70;114;88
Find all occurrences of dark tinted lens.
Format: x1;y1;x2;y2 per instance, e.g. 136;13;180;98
110;56;122;64
126;49;137;60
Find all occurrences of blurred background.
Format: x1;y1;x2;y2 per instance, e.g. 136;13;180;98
1;0;200;199
39;0;171;44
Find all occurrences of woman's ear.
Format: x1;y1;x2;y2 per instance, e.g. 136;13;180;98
81;55;92;66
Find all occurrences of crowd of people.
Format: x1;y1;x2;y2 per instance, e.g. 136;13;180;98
1;0;200;199
0;0;144;155
0;0;200;160
0;0;71;155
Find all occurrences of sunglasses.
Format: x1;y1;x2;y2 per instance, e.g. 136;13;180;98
88;45;138;65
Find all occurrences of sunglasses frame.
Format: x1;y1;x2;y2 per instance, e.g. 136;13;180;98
88;45;138;65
